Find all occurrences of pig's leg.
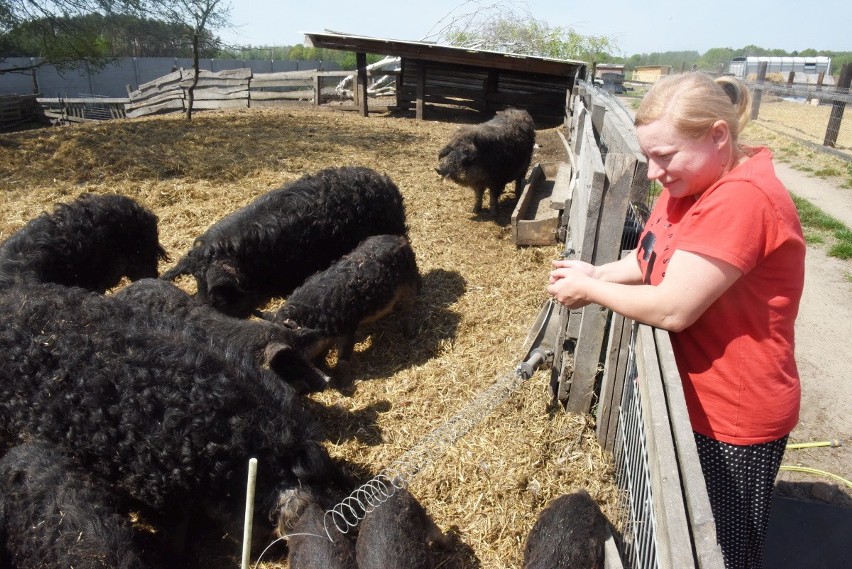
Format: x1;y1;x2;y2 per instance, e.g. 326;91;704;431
333;334;357;387
472;186;486;213
488;185;503;216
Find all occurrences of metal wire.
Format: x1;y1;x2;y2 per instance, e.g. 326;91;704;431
320;356;538;539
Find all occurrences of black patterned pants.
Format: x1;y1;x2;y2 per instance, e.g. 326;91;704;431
694;432;788;569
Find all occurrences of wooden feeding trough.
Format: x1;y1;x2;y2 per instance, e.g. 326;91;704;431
511;161;572;246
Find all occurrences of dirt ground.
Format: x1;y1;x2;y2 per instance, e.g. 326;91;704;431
720;124;852;508
765;168;852;506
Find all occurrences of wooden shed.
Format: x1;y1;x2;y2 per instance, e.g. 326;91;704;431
303;31;587;122
632;65;672;84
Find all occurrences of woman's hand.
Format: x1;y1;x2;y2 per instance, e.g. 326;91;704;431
549;258;596;280
547;265;594;309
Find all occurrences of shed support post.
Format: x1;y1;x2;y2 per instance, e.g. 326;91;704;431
313;74;321;106
356;52;368;117
416;62;426;121
485;70;498;113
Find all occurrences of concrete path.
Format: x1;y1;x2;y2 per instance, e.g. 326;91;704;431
774;162;852;229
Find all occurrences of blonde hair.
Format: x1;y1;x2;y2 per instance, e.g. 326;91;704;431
634;72;752;143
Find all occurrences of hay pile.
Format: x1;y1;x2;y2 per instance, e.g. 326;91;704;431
0;105;619;568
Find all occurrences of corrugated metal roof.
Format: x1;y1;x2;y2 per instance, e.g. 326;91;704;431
302;31;586;76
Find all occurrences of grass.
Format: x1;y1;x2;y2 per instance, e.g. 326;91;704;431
790;195;852;261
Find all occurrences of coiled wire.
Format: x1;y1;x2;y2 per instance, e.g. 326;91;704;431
319;302;553;538
320;364;529;540
255;301;553;566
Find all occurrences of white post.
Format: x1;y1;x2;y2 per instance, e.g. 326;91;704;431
241;458;259;569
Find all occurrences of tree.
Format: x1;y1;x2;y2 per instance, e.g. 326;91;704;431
146;0;232;119
424;0;617;63
698;47;736;73
0;0;134;73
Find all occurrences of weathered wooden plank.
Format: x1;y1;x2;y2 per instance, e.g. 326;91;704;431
511;162;564;246
250;90;312;101
601;111;642;159
36;97;130;105
564;113;605;345
564;303;609;411
134;69;182;93
190;87;249;100
571;102;585;157
576;119;607;264
126;91;185;111
564;142;621;408
596;312;633;450
635;325;694;569
179;77;248;89
183;67;252;81
595;153;636;266
653;328;725;569
250;78;313;88
248;98;313;109
590;101;606;140
549;160;573;211
183;99;248;111
126;99;185;118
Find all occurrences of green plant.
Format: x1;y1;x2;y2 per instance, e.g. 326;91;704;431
802;231;825;245
791;195;852;260
829;229;852;260
814;167;843;178
791;196;846;231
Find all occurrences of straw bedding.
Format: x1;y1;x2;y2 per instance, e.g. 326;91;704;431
0;105;619;568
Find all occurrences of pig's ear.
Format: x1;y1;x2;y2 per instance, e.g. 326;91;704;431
205;260;244;302
264;343;331;394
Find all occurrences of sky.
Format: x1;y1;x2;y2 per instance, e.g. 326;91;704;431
217;0;850;56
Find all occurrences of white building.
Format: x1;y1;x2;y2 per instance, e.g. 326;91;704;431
728;56;832;80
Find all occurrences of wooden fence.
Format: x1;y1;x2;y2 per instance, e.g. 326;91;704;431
123;67;393;118
0;94;46;130
749;61;851;149
553;81;725;569
37;97;129;124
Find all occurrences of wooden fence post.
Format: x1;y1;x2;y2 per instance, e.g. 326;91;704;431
750;61;768;121
824;63;851;148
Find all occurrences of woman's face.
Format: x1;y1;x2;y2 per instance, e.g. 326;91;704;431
636;117;729;199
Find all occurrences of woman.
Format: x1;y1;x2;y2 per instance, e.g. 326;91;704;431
547;72;805;569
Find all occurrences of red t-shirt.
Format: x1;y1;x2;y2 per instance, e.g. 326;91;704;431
636;147;805;444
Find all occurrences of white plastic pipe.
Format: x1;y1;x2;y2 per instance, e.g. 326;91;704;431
241;458;259;569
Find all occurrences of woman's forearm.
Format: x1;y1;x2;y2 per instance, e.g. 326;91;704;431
592;250;643;284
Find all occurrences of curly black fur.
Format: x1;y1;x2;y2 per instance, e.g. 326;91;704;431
161;166;408;318
0;283;344;543
0;442;148;569
0;193;168;292
112;279;330;393
435;108;536;216
280;488;357;569
354;487;450;569
522;490;609;569
269;234;421;385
